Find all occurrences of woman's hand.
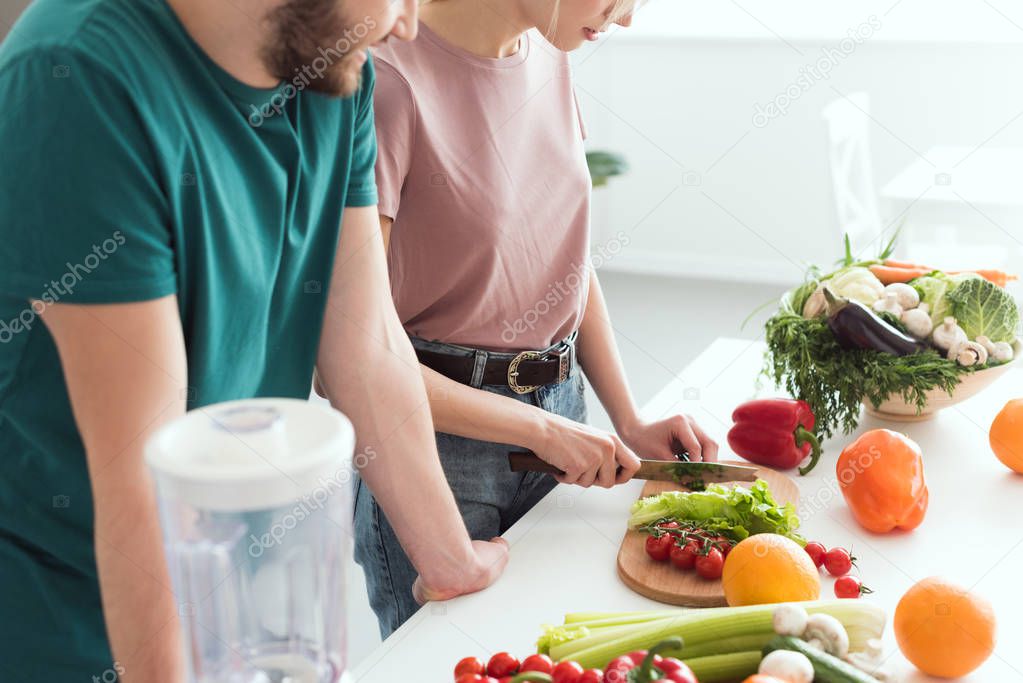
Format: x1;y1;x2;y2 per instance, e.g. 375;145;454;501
527;412;642;488
619;414;720;462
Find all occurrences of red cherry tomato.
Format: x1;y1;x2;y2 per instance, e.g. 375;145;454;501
551;660;584;683
645;533;674;562
455;657;486;678
834;574;872;598
669;542;699;570
804;541;826;568
579;669;604;683
454;675;486;683
487;652;519;678
659;521;680;529
520;654;554;674
695;547;724;579
823;547;855;577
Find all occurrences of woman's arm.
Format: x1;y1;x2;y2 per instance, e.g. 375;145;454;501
576;268;720;462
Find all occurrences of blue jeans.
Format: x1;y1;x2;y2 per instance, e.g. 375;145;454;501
354;336;587;638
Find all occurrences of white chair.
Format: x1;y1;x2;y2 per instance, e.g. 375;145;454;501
822;92;885;258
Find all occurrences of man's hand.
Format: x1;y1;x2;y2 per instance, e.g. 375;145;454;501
528;412;641;487
412;537;509;605
620;414;720;462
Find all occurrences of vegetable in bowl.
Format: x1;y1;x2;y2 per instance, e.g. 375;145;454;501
763;237;1020;439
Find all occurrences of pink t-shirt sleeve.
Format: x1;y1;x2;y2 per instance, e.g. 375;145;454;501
373;59;417;220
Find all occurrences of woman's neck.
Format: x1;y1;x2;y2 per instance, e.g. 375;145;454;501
419;0;530;59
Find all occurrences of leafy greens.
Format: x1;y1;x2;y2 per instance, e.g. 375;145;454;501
947;276;1020;343
628;479;805;545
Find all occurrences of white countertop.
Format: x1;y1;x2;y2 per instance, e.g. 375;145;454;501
351;337;1023;683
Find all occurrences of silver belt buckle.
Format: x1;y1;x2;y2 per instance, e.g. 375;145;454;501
507;351;542;394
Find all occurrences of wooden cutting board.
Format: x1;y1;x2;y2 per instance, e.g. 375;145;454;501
616;461;800;607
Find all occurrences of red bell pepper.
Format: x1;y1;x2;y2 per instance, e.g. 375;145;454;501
727;398;822;475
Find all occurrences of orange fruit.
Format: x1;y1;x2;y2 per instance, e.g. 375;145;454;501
742;677;787;683
722;534;820;607
990;399;1023;473
894;577;996;678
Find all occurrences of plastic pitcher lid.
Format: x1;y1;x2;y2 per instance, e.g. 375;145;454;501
145;398;355;512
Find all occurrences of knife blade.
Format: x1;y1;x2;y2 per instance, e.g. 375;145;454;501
507;451;759;486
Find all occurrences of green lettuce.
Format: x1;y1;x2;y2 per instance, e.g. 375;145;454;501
912;272;980;326
627;479;804;545
946;276;1020;343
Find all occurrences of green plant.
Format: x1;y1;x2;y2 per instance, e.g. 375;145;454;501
586;150;628;187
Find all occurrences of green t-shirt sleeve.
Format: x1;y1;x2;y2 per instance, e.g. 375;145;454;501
0;48;177;304
345;57;379;208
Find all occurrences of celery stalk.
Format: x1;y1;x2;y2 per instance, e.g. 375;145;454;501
547;600;886;670
685;651;761;682
562;610;682;625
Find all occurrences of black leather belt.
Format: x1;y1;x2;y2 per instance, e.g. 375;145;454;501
415;337;577;394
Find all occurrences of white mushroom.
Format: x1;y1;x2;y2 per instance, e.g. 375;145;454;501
802;613;849;658
949;340;988;367
901;306;934;339
883;282;921;310
802;285;827;319
845;640;899;682
772;603;809;637
931;317;968;353
759;649;814;683
978;335;1015;363
872;292;903;317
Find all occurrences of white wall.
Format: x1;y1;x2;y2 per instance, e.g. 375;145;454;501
575;1;1023;284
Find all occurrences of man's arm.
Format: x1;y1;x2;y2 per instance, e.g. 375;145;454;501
317;207;508;602
39;296;188;681
577;269;720;462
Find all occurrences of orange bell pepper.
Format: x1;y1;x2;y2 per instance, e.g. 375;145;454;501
837;429;929;533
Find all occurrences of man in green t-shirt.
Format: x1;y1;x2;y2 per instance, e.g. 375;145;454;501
0;0;509;679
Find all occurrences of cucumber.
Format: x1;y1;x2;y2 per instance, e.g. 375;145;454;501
762;635;881;683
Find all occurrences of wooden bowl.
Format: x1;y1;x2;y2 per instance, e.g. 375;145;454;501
863;341;1022;422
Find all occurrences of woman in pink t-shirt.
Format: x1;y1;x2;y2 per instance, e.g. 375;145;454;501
355;0;720;636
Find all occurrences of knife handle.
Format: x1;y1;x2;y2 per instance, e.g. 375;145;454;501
508;451;567;476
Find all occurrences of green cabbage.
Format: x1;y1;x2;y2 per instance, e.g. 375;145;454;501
627;479;804;545
946;277;1020;343
912;272;979;325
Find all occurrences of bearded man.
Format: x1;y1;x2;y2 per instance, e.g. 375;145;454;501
0;0;508;679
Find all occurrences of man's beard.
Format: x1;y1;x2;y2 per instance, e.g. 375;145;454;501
262;0;367;98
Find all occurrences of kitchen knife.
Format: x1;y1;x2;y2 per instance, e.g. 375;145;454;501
508;451;759;485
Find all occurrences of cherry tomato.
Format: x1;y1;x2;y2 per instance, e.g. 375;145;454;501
823;547;856;577
645;533;674;562
834;574;872;598
551;660;584;683
487;652;519;678
455;657;486;678
659;521;680;530
695;547;724;579
804;541;827;568
454;675;486;683
669;542;699;570
579;669;604;683
719;542;733;559
520;654;554;674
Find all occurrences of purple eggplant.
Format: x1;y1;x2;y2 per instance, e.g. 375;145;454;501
823;288;928;356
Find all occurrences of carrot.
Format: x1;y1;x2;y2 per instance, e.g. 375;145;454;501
883;258;933;270
948;269;1019;288
869;264;933;284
